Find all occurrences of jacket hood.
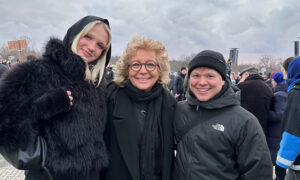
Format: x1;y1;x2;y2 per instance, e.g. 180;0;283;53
63;15;111;67
187;80;240;110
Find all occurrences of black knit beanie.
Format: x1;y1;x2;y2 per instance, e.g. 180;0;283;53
188;50;226;79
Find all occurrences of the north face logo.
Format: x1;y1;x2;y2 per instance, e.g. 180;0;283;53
212;124;225;132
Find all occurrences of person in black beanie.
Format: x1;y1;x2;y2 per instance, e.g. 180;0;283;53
173;50;273;180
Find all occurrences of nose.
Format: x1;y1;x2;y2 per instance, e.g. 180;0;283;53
87;42;97;52
196;77;208;85
139;64;148;73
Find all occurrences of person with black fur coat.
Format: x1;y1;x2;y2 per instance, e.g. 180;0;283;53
0;15;112;180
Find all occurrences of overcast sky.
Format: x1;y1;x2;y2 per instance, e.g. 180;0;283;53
1;0;300;63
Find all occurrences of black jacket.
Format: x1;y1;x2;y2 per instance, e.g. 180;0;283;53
105;68;114;83
173;82;273;180
173;73;185;95
0;64;8;77
280;81;300;166
266;81;288;163
0;16;111;180
104;82;176;180
237;74;273;134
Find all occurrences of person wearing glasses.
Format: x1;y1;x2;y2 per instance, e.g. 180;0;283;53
0;16;111;180
104;36;176;180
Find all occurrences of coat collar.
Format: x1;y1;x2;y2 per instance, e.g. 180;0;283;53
111;88;140;180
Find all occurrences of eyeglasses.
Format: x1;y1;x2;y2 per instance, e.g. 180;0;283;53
129;61;159;72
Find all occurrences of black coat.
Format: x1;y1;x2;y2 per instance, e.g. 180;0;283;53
237;74;273;134
173;74;185;95
104;83;176;180
0;38;109;179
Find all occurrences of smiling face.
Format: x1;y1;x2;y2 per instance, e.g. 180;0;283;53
76;23;109;63
189;67;225;102
128;49;160;91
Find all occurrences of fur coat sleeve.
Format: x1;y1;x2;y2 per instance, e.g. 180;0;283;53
0;62;70;150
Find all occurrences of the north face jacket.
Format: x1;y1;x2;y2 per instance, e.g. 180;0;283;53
173;82;273;180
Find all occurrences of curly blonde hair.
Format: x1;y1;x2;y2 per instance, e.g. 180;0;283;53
115;36;170;87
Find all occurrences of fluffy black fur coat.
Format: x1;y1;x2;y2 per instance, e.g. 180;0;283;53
0;38;109;176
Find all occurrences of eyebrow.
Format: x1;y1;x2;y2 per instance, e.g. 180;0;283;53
131;60;156;63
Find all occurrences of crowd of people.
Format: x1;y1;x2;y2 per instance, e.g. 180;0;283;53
0;15;299;180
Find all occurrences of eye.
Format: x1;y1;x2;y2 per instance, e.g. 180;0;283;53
131;63;141;70
97;43;105;49
191;74;200;78
207;74;215;78
146;63;156;68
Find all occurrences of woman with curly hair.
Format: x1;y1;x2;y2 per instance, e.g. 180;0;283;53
104;36;176;180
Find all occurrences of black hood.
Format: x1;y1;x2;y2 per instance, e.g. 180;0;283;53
63;15;111;66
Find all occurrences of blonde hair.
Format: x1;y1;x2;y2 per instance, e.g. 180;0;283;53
71;21;112;87
115;36;170;87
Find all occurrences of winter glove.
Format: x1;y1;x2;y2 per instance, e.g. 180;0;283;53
33;88;71;120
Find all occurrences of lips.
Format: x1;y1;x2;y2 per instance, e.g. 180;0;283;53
135;77;151;83
82;49;92;57
198;88;209;92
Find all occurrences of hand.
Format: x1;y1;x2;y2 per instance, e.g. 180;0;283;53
174;94;179;99
66;91;73;106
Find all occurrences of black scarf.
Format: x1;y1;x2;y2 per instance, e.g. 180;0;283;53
123;81;163;180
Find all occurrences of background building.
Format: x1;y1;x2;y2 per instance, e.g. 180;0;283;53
229;48;239;65
294;41;299;56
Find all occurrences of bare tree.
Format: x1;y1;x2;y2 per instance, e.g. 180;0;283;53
258;55;282;74
0;44;13;60
169;53;196;72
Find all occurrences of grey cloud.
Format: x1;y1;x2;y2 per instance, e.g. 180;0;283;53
1;0;300;62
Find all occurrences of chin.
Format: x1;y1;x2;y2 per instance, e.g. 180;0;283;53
196;96;209;102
